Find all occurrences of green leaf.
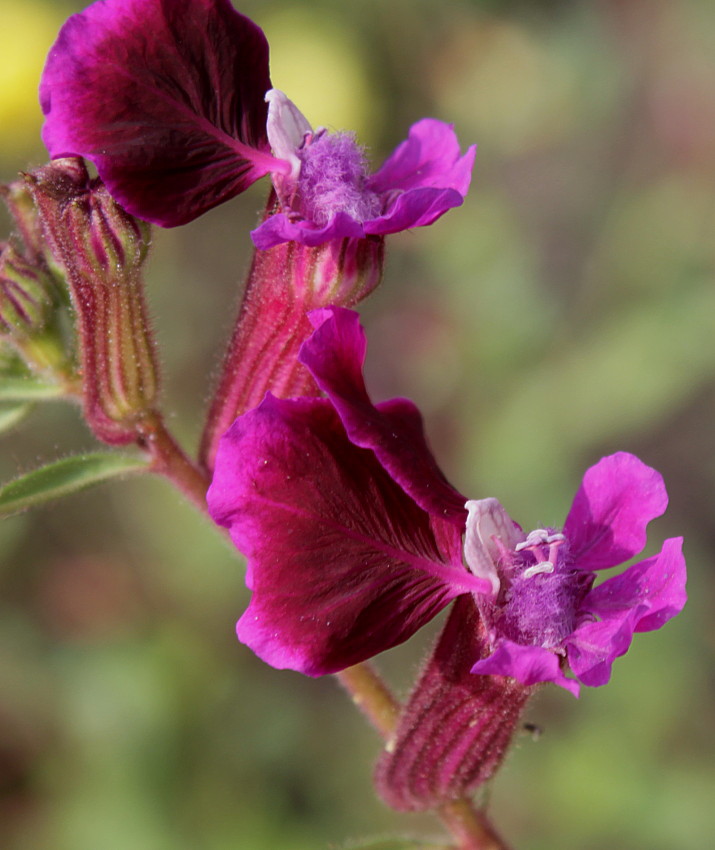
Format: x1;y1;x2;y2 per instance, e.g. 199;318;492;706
0;453;150;516
0;402;33;433
0;375;66;401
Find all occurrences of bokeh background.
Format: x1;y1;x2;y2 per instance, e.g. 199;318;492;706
1;0;714;848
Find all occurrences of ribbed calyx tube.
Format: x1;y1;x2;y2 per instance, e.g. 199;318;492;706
375;597;533;812
26;158;159;445
199;193;385;471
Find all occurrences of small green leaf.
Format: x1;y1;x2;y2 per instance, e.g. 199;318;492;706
0;453;150;516
0;376;65;401
0;402;33;433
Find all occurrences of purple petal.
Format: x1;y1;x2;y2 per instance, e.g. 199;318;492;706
583;537;686;630
375;597;531;811
364;187;469;235
299;307;469;524
207;394;480;676
369;118;476;197
563;452;669;571
471;640;580;696
251;210;365;250
41;0;281;226
566;537;686;687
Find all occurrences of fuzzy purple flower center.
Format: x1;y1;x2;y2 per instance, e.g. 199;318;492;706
488;529;594;649
295;131;382;226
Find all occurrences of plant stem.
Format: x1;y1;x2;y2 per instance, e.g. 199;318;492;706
137;411;210;511
336;663;401;739
437;800;512;850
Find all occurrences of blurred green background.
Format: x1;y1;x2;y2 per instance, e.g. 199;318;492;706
1;0;714;848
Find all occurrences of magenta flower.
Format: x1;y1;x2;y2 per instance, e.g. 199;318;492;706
207;307;686;695
40;0;475;248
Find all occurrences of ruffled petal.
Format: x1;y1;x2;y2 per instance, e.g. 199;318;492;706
563;452;669;571
40;0;281;226
369;118;476;197
471;640;580;696
375;597;531;811
207;394;479;676
299;307;469;524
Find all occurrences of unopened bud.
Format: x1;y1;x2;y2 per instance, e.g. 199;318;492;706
0;241;55;337
25;158;159;445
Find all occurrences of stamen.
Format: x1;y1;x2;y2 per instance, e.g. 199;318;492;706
523;561;555;579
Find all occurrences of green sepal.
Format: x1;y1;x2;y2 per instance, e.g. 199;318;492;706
0;452;150;516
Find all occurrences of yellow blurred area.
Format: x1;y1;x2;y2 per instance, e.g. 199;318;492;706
261;8;378;143
0;0;64;156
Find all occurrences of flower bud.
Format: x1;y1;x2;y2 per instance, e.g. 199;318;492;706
0;241;55;338
199;192;384;470
25;158;159;445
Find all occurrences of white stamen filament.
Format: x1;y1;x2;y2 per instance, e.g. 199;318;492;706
523;561;555;578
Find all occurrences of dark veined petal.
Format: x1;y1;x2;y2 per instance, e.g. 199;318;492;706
567;537;686;686
207;394;481;676
40;0;282;226
368;118;476;197
375;597;532;811
299;307;469;524
563;452;669;571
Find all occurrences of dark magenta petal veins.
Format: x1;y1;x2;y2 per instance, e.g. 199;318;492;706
40;0;280;225
300;308;469;525
207;395;474;676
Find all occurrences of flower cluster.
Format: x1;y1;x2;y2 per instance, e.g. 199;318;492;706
40;0;475;248
208;308;686;696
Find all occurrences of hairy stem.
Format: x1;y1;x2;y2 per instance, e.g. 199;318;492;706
137;411;210;511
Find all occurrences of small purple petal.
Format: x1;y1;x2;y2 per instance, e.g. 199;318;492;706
471;640;580;696
565;612;641;687
300;307;469;524
369;118;476;197
375;597;531;811
251;210;366;250
364;187;468;235
563;452;669;571
583;537;686;629
566;538;685;686
207;394;478;676
41;0;281;226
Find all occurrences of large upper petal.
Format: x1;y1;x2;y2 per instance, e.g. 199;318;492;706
563;452;669;571
299;307;468;524
40;0;282;226
368;118;476;198
207;394;481;676
566;537;686;686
